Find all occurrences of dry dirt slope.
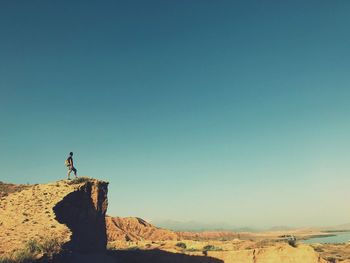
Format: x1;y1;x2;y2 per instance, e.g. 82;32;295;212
106;216;244;242
106;216;178;242
0;181;30;198
205;244;327;263
0;178;108;258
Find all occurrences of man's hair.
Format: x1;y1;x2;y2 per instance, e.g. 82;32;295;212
69;152;73;156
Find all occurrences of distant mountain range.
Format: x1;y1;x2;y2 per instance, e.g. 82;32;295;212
151;219;259;232
151;219;350;232
320;223;350;231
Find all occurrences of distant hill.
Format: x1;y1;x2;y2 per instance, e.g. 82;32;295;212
151;219;256;232
106;217;256;241
106;216;178;242
267;226;296;231
321;223;350;231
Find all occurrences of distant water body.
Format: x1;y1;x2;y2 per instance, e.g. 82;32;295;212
303;232;350;244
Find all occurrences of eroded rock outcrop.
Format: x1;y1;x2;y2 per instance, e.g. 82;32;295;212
0;178;108;258
54;179;108;252
106;216;178;242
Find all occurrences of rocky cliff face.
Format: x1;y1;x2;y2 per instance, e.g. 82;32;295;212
54;179;108;253
0;178;108;258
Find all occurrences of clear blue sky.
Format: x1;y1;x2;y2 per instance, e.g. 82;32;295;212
1;1;350;229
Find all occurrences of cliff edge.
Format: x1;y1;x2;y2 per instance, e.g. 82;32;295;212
0;178;108;259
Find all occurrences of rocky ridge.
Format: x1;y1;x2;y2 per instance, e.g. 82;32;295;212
0;178;108;258
106;216;178;242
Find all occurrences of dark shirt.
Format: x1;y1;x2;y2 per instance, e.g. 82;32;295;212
67;156;73;166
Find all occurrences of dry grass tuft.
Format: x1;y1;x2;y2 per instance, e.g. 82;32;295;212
67;177;93;185
0;182;30;198
0;238;61;263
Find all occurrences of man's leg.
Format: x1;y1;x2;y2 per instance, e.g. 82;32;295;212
67;168;72;179
73;167;77;178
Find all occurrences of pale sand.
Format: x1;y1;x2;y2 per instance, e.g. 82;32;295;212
0;180;81;255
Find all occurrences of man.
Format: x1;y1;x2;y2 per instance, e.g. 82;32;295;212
66;152;77;179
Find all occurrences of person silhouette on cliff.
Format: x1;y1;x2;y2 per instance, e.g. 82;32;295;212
66;152;77;180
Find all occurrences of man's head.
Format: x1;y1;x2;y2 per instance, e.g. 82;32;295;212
69;152;73;156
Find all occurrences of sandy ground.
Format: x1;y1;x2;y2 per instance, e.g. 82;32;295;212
0;180;82;256
108;240;328;263
311;243;350;263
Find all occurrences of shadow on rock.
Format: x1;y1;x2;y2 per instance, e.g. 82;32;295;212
109;249;224;263
43;249;223;263
53;181;108;253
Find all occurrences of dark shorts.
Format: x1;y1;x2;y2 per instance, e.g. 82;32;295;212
68;166;77;173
